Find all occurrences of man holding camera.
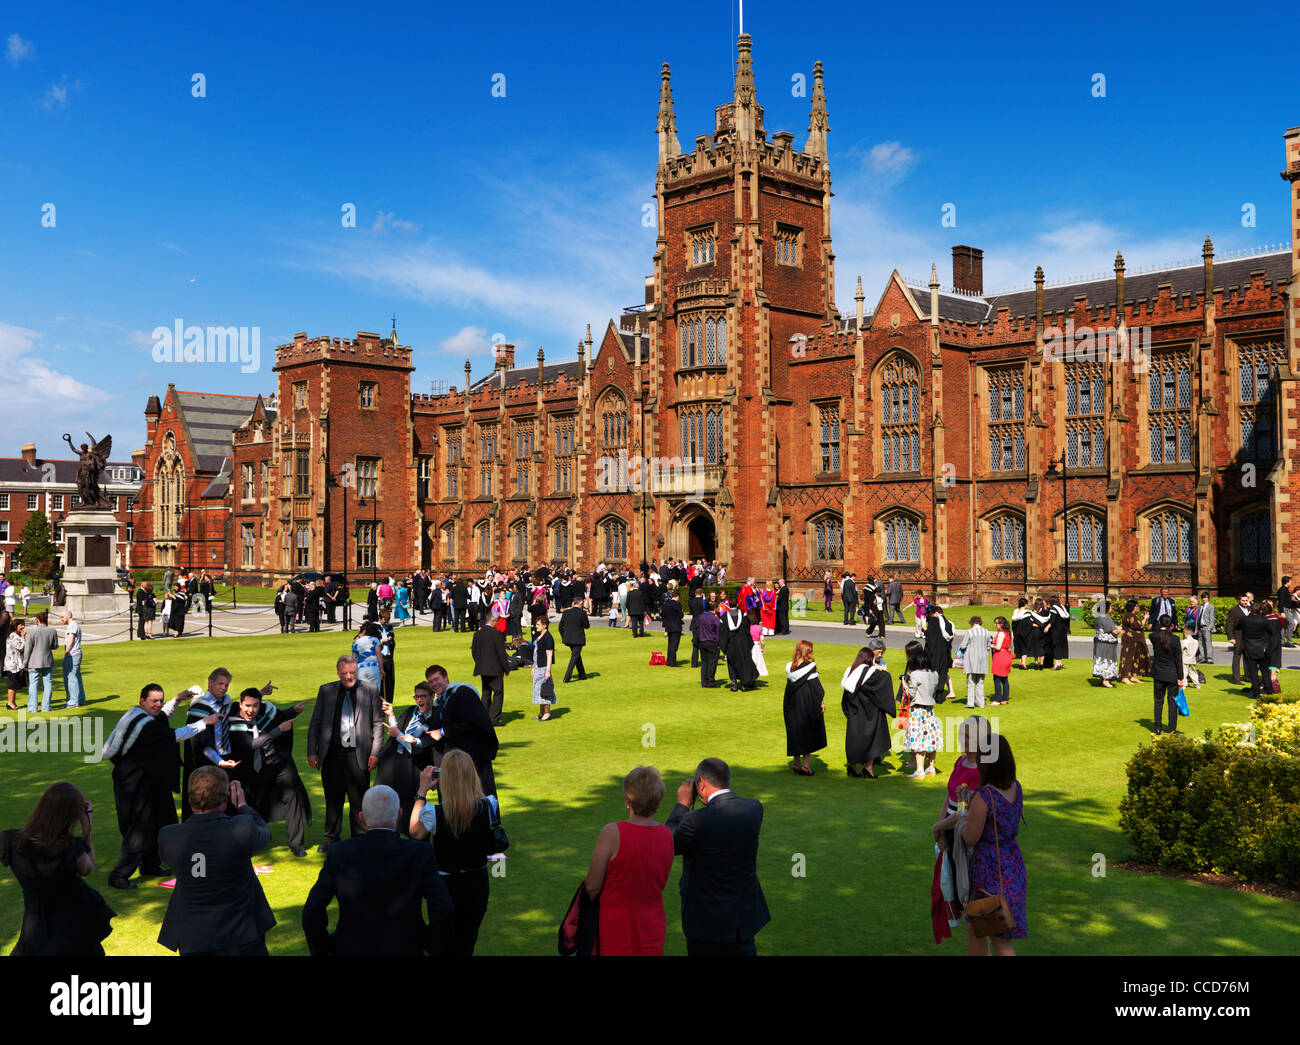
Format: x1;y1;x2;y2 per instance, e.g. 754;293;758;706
665;757;770;956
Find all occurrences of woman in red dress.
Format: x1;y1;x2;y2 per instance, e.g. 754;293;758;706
584;766;675;955
760;581;778;636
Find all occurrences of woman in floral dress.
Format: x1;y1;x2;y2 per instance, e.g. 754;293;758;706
961;735;1026;955
1119;599;1151;684
903;648;942;778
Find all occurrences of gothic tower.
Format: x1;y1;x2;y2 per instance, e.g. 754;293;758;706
648;35;836;575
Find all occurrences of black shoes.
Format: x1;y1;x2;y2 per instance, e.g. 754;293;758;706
316;842;332;854
290;845;307;857
108;876;137;889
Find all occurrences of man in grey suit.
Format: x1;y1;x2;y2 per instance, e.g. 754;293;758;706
960;616;992;708
307;655;383;853
157;766;276;956
887;576;904;624
665;757;770;956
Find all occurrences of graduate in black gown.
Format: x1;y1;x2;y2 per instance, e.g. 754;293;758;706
1011;598;1033;668
1027;598;1049;667
783;640;827;775
923;605;955;702
168;583;188;636
227;688;312;856
1047;595;1070;669
376;681;441;837
841;641;896;778
102;683;218;888
720;606;759;691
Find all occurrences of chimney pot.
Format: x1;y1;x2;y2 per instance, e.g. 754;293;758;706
951;245;984;295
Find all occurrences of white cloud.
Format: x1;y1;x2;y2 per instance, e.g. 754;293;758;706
372;210;421;234
5;33;33;66
158;242;185;253
42;76;80;111
0;321;107;405
867;141;917;177
437;325;492;358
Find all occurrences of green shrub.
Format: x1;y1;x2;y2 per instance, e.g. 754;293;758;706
1080;596;1236;633
1120;732;1300;886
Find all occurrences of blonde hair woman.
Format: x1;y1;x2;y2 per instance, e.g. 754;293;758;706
410;749;503;956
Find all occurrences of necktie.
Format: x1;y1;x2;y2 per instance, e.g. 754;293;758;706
340;688;355;748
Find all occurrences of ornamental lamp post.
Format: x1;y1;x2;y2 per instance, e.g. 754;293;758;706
1044;452;1070;611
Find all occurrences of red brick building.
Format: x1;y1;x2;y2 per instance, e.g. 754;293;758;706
134;35;1300;602
0;443;143;574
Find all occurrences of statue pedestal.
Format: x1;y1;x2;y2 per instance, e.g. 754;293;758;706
62;510;129;621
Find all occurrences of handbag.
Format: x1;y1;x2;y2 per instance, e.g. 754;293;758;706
1173;687;1190;717
649;651;666;666
897;690;912;733
965;790;1016;938
557;881;600;956
539;677;556;701
486;796;509;853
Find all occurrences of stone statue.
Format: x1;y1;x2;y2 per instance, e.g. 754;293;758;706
62;432;113;510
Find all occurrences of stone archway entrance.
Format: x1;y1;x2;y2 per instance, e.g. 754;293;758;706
671;504;717;562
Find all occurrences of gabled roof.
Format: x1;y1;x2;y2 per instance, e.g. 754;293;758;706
170;390;260;472
0;457;142;486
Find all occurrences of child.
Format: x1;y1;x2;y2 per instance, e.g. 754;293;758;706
750;616;769;677
608;600;619;627
1180;625;1203;688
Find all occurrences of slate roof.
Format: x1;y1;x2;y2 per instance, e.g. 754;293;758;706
903;249;1292;324
0;457;142;486
469;360;583;392
172;391;260;471
201;457;232;499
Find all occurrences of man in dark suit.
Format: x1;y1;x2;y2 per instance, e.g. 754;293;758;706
559;599;590;682
471;611;511;724
426;663;499;795
450;579;468;632
662;587;685;665
301;784;454;956
507;583;526;640
627;582;646;637
665;757;770;956
306;655;383;852
688;588;706;667
1225;592;1253;684
157;767;276;956
1239;604;1272;699
1148;587;1176;628
774;579;790;635
887;576;904;624
1278;576;1297;647
842;573;858;626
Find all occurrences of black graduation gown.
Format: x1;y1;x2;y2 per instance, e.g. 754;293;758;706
180;693;228;819
925;617;954;697
1011;611;1033;656
109;711;180;863
783;662;827;756
775;585;790;634
1028;611;1049;658
169;594;187;634
842;663;896;765
227;704;311;828
374;704;440;835
434;684;499;796
1049;605;1070;660
720;610;759;689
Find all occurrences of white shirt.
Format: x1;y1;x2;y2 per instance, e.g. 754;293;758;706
65;620;81;656
703;788;732;804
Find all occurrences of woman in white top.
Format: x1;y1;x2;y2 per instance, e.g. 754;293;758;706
902;648;943;779
19;586;31;613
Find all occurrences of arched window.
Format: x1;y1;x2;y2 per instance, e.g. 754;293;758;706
882;513;921;563
475;521;491;561
988;514;1025;562
879;356;921;473
296;524;311;569
510;521;528;561
600;517;627;561
440;522;456;561
551;519;568;560
811;513;843;562
1239;509;1271;566
1147;509;1191;564
1065;510;1105;564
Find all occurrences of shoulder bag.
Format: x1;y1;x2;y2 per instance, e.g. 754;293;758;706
965;789;1016;938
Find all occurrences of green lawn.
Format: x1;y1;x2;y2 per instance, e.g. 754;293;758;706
790;599;1007;631
1;627;1294;956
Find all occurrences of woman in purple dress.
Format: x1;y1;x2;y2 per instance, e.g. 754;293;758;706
961;734;1026;955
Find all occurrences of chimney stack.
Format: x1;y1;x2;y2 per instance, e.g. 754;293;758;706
951;245;984;295
21;443;37;467
494;343;515;369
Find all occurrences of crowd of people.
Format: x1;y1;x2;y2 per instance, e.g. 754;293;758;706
13;557;1300;958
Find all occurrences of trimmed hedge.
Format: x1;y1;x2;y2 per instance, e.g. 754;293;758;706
1119;704;1300;886
1080;596;1237;634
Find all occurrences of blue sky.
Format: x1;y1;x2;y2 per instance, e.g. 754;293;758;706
1;0;1295;460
